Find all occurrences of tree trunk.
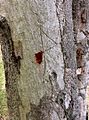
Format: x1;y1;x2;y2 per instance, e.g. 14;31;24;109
0;0;89;120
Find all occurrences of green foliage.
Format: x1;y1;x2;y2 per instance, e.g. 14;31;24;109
0;59;8;116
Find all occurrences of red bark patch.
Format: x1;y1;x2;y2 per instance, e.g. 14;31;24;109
35;51;43;64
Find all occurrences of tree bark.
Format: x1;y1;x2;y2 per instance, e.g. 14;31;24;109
0;0;89;120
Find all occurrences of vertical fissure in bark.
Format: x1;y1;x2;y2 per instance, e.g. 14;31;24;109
56;0;80;120
72;0;79;44
0;15;21;120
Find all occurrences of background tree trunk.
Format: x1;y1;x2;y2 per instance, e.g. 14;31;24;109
0;0;89;120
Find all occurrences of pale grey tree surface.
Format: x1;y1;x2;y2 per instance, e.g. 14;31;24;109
0;0;89;120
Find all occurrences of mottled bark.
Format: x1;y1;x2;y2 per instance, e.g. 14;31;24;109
0;16;21;120
0;0;88;120
56;0;80;119
72;0;89;119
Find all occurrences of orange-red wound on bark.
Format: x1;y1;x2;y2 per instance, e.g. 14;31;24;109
35;51;43;64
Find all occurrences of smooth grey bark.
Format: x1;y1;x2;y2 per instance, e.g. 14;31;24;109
0;0;89;120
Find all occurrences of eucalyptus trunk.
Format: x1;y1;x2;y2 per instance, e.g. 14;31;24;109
0;0;89;120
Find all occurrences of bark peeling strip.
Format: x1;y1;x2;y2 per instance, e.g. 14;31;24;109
0;15;22;120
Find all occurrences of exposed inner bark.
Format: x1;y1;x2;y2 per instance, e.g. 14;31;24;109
0;15;21;120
